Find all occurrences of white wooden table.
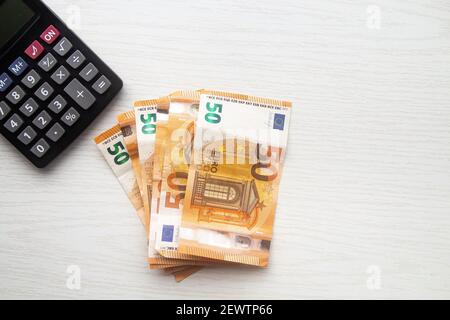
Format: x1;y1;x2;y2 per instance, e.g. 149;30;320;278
1;0;449;299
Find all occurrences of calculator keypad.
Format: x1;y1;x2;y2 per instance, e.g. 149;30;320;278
0;22;120;167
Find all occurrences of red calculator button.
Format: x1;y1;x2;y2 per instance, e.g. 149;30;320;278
40;25;60;44
24;41;44;60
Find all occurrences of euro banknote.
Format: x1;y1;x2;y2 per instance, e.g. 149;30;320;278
94;125;147;233
178;91;292;267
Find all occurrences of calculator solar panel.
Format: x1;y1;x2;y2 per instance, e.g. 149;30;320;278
0;0;123;168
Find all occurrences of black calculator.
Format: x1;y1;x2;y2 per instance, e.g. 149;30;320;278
0;0;123;168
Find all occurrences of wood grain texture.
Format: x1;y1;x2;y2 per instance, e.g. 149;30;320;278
1;0;450;299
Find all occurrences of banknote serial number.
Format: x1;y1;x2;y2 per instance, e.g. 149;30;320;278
176;304;273;317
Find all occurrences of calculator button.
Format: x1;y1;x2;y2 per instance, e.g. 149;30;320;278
18;126;37;145
4;114;24;133
0;101;11;121
0;73;13;93
64;79;96;110
46;123;66;142
6;85;26;105
19;98;39;117
21;69;41;89
53;37;73;57
66;50;86;69
61;107;80;127
48;95;67;114
51;66;71;85
33;110;52;130
30;138;50;158
24;41;44;60
35;82;54;101
8;57;28;76
80;63;98;82
92;75;112;94
40;25;60;44
38;53;57;72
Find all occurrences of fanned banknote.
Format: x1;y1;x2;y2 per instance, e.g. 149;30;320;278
94;89;292;281
117;111;144;194
94;125;147;233
95;123;202;280
178;91;292;267
154;91;200;258
133;98;167;238
153;91;222;264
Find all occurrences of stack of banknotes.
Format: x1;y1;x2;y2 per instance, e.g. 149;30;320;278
94;90;292;282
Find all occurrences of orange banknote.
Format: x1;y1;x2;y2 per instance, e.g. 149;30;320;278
178;91;292;267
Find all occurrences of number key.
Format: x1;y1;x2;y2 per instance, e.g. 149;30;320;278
0;101;11;121
32;110;52;129
6;85;26;105
19;98;39;117
35;82;54;101
21;69;41;89
18;126;37;145
4;114;24;133
48;95;67;114
30;138;50;158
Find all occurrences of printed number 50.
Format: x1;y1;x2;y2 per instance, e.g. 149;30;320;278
205;102;223;124
141;113;156;135
107;142;130;165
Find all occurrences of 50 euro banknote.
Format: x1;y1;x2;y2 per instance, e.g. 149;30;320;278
153;90;223;263
94;124;204;278
133;95;210;267
94;125;147;232
178;91;292;267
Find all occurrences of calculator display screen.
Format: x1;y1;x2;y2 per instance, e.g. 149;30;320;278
0;0;35;50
